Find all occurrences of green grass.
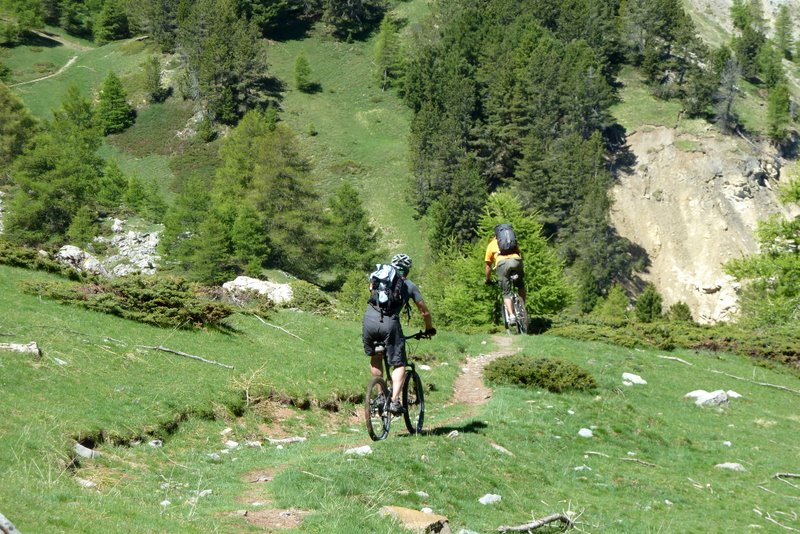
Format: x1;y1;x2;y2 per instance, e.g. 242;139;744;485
267;17;428;266
611;67;708;135
10;38;150;119
2;263;799;532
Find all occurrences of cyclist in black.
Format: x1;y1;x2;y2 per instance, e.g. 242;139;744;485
362;253;435;414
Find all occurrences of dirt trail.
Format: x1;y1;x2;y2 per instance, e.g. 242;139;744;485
449;334;517;409
9;55;78;87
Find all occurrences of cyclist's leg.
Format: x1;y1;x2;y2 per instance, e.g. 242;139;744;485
386;319;407;408
496;261;516;320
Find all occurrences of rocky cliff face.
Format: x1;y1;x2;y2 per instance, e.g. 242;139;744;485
611;126;799;323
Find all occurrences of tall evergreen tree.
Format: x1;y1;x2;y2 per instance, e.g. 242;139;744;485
5;88;104;245
143;55;167;103
773;4;793;60
294;52;312;92
208;110;325;279
94;0;130;44
322;0;385;39
325;181;383;285
374;13;402;90
96;72;135;134
178;0;268;124
0;83;37;168
766;82;790;143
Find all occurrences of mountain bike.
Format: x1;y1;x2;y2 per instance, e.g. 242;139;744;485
500;273;528;335
365;331;428;441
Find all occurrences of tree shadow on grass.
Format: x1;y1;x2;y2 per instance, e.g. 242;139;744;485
18;31;62;48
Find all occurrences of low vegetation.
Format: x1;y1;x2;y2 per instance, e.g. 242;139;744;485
484;355;597;392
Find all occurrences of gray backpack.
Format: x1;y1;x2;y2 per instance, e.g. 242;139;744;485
494;223;518;254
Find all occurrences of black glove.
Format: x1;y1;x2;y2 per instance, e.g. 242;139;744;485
424;327;437;338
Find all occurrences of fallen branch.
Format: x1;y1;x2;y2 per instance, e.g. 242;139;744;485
764;513;800;532
584;451;656;467
252;314;304;342
621;458;657;468
776;474;800;479
657;355;693;366
136;345;233;369
709;370;800;396
498;513;574;532
267;436;307;445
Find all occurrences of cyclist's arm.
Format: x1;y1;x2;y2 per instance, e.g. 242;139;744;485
484;261;493;284
415;299;433;332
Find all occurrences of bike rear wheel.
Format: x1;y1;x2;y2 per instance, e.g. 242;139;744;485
365;377;391;441
513;294;528;334
402;370;425;434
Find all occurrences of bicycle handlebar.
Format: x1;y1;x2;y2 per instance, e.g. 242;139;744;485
405;329;436;340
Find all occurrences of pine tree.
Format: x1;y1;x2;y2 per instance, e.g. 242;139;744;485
143;55;166;103
724;177;800;326
635;283;663;323
0;83;37;168
5;90;105;245
94;0;130;44
325;181;383;284
773;5;793;60
96;72;135;134
294;52;313;92
231;204;269;275
67;205;96;246
178;0;268;124
374;13;402;90
766;82;790;143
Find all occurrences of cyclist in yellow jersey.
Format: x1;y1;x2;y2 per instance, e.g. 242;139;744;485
484;233;525;325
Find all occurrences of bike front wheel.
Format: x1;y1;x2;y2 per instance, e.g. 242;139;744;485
365;377;391;441
513;294;529;334
402;370;425;434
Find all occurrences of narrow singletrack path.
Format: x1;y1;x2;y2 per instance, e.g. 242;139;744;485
449;334;517;409
9;55;78;87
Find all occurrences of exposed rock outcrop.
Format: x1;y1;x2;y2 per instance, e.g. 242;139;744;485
611;126;799;323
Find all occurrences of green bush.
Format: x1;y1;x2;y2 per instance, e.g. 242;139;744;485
635;283;663;323
667;301;694;323
289;280;335;315
21;275;234;328
0;240;83;279
485;354;597;393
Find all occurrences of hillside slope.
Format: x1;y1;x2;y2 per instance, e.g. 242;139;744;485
610;2;800;323
611;125;799;322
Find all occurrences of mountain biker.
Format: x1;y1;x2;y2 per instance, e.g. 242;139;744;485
484;226;526;325
362;253;435;415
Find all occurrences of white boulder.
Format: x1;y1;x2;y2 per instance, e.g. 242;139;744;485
222;276;293;304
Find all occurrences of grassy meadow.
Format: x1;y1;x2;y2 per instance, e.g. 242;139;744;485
3;3;800;532
2;263;799;532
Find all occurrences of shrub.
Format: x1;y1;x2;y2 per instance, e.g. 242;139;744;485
21;275;234;328
485;354;597;393
0;240;83;279
667;301;694;323
289;280;335;315
635;283;663;323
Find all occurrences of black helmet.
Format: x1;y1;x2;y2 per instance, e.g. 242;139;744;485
391;253;412;275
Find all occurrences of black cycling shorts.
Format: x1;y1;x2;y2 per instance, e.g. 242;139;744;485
361;307;406;368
